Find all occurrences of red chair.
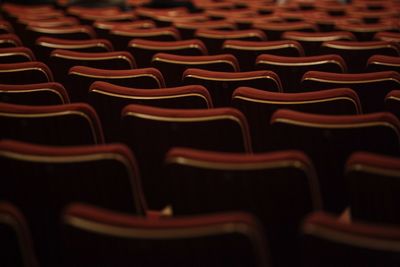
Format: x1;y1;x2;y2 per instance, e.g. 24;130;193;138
165;147;321;267
302;211;400;267
282;31;356;55
174;20;236;39
0;139;146;266
34;36;113;62
0;61;53;84
109;27;181;51
61;203;270;267
222;40;304;71
0;202;39;267
385;90;400;120
0;20;14;34
335;21;396;41
152;53;239;87
301;71;400;113
0;82;69;105
254;21;317;40
49;49;136;90
88;81;212;142
0;47;35;63
128;39;207;68
232;87;361;151
270;109;400;212
120;104;252;208
256;54;346;92
320;40;400;73
0;102;104;145
0;33;23;48
183;68;282;107
346;152;400;225
68;66;165;102
195;29;267;54
374;31;400;43
93;20;155;39
367;55;400;73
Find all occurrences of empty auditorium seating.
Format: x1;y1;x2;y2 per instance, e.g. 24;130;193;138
152;53;239;87
232;87;361;151
302;211;400;267
165;147;321;267
120;104;252;208
222;40;304;71
0;61;53;84
346;152;400;224
0;82;69;105
0;139;146;266
88;81;212;141
183;68;282;107
0;202;39;267
128;38;207;68
320;40;400;72
270;109;400;212
61;203;270;267
0;33;22;48
0;102;104;145
67;66;165;102
301;71;400;113
256;54;346;92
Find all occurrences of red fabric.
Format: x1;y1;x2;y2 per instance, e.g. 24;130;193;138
282;31;356;41
26;25;96;39
222;39;304;56
302;70;400;83
0;82;70;103
0;34;22;47
368;55;400;66
347;151;400;172
94;20;155;31
128;38;207;55
195;29;267;41
111;27;181;40
256;54;346;70
0;61;54;81
36;36;113;51
0;46;36;61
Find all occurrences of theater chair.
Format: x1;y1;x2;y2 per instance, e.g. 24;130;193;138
120;104;252;209
270;109;400;213
385;90;400;120
367;55;400;73
0;47;35;63
0;140;146;266
165;147;321;267
0;82;69;105
88;81;212;142
61;203;270;267
183;68;282;107
232;87;361;151
0;102;104;145
0;61;53;84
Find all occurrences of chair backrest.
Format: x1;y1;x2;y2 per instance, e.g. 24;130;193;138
301;70;400;113
0;82;69;105
232;87;361;152
320;40;400;72
24;25;96;48
152;53;239;87
367;55;400;73
0;139;146;266
174;20;236;39
67;66;165;102
109;27;181;50
61;203;270;267
335;21;396;41
256;54;346;92
0;102;104;145
195;29;267;54
0;61;53;84
270;109;400;212
165;147;321;267
385;90;400;120
0;202;39;267
374;31;400;43
282;31;356;55
254;21;317;40
128;38;207;68
301;211;400;267
0;33;22;48
120;104;252;208
222;40;304;71
346;151;400;224
88;81;212;142
183;68;282;107
0;47;35;63
0;20;14;34
49;49;136;90
93;20;155;39
34;36;113;62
